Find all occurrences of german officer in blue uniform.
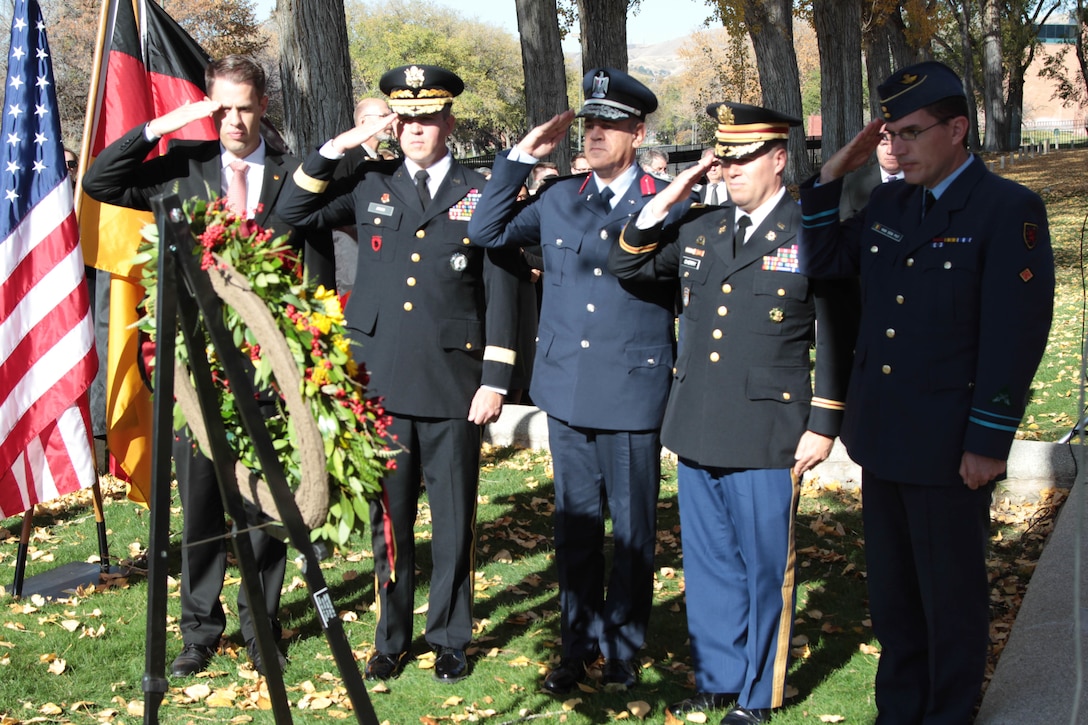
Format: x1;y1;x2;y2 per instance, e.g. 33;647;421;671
609;103;855;724
798;61;1054;724
277;65;520;684
467;68;684;693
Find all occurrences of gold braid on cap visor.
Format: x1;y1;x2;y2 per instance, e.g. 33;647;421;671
388;88;454;115
714;123;790;159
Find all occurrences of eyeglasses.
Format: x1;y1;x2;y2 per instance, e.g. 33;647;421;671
65;159;78;170
879;118;950;143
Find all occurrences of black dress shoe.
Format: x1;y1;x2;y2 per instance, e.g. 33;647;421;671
246;638;287;676
721;706;773;724
171;643;216;676
433;647;469;683
601;658;638;689
365;650;408;681
542;654;595;694
667;692;739;716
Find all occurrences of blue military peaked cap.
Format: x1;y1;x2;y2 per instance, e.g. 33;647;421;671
576;67;657;121
877;61;966;122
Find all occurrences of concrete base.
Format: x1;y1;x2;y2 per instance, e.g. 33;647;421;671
977;468;1088;724
485;404;1078;497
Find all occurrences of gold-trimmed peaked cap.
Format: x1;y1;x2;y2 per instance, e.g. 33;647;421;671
379;64;464;117
877;61;965;122
576;67;658;121
707;101;801;161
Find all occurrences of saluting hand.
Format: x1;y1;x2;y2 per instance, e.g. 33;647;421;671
147;99;223;138
330;113;397;154
818;119;885;184
516;110;576;160
643;152;716;222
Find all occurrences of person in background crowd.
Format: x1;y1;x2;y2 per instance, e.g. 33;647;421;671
839;124;903;220
639;147;669;179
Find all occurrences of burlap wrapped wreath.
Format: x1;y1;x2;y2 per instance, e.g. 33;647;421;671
136;196;396;545
173;256;328;529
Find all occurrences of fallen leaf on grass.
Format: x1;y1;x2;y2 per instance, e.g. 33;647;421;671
820;716;846;723
41;654;66;674
182;683;211;701
627;700;652;718
562;697;582;710
859;643;881;656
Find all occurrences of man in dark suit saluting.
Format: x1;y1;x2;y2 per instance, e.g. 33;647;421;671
277;64;520;685
610;102;855;724
82;55;334;678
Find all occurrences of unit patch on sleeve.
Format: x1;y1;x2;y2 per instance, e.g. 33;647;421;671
1023;222;1038;250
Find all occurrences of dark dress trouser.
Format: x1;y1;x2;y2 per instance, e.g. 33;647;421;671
547;416;661;662
174;436;286;647
368;413;481;654
862;472;993;725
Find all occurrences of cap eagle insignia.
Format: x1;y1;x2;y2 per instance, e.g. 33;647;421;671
405;65;426;89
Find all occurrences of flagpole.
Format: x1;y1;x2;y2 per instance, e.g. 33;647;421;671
11;507;34;597
91;481;111;574
75;0;116;221
78;0;117;582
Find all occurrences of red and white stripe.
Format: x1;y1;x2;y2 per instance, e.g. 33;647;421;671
0;180;97;516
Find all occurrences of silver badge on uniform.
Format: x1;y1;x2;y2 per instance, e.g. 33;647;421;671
450;252;468;272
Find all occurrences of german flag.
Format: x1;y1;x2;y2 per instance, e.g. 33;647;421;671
77;0;215;504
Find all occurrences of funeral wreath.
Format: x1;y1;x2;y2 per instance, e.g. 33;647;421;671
134;196;397;545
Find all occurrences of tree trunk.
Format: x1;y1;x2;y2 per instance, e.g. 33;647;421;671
1078;1;1088;115
863;16;893;121
980;0;1007;151
274;0;354;155
886;8;917;68
577;0;628;73
516;0;571;169
812;0;863;161
946;1;981;149
743;0;810;183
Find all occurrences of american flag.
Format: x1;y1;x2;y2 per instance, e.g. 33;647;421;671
0;0;98;517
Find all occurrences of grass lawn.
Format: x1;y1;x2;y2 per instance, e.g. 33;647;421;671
0;146;1083;723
